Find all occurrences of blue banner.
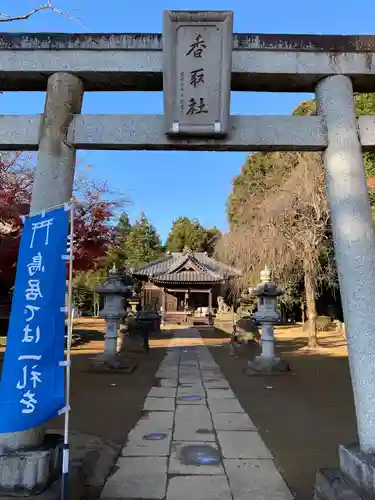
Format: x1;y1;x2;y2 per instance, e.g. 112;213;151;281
0;206;70;432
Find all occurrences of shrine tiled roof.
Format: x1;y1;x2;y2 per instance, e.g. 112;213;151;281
130;250;241;285
152;271;223;284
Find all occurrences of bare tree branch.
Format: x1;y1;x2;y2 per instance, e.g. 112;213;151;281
0;0;86;28
216;151;337;347
0;5;49;22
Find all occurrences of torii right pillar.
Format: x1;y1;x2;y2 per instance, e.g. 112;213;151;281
315;75;375;498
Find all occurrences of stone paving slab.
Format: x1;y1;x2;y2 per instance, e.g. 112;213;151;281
179;376;202;384
169;441;224;475
143;396;175;411
100;456;167;499
156;371;178;379
177;384;205;397
175;404;212;422
208;397;245;414
174;405;214;442
203;382;232;390
173;407;214;435
121;426;172;456
156;366;178;374
201;373;228;380
217;430;272;459
179;370;201;376
205;388;235;399
148;386;177;398
156;363;179;369
173;427;216;442
224;459;294;500
176;396;206;405
166;476;232;500
212;412;256;431
157;378;178;387
201;374;223;381
101;327;293;500
133;410;175;432
178;381;203;387
156;365;177;371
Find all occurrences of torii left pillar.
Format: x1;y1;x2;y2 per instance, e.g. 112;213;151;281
0;73;83;495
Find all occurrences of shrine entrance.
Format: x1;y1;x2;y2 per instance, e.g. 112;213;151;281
2;9;375;499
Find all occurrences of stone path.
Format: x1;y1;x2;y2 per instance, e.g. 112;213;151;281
101;328;294;500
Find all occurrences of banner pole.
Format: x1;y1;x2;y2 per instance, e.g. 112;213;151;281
61;203;74;500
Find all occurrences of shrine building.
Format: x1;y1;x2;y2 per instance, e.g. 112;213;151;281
131;247;241;325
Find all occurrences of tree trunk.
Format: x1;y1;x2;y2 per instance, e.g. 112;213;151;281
304;265;318;348
280;306;287;324
300;300;305;324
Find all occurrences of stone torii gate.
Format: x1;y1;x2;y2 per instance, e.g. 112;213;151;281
1;10;375;499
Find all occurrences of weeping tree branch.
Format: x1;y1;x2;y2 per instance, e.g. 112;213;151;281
0;1;85;27
217;152;335;348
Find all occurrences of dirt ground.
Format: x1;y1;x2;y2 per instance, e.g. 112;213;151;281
0;318;166;445
0;320;357;500
53;319;168;443
199;325;357;500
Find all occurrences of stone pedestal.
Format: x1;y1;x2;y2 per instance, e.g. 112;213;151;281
91;319;137;373
0;434;62;497
90;354;136;373
103;319;118;359
246;356;290;375
315;444;375;499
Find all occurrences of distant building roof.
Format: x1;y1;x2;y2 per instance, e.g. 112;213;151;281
131;248;241;285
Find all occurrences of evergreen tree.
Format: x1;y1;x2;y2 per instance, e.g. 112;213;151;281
123;212;164;268
166;216;220;255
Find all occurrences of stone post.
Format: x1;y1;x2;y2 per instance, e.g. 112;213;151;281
314;75;375;498
0;72;83;495
30;73;84;214
184;291;189;324
208;289;213;326
161;288;166;326
246;266;289;375
103;319;118;358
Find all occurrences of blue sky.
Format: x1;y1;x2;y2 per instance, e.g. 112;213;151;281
2;0;375;242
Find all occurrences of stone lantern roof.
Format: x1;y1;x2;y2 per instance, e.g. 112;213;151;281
250;266;283;298
95;264;132;295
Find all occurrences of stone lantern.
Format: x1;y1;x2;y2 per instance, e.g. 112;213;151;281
128;289;141;313
246;266;290;374
125;269;142;313
92;264;132;365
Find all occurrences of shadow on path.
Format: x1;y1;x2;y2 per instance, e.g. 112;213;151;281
200;327;357;500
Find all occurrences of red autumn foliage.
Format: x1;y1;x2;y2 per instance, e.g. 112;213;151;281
0;154;118;298
0;154;31;292
72;181;117;271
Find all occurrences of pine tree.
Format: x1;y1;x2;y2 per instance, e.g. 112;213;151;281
123;212;164;268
